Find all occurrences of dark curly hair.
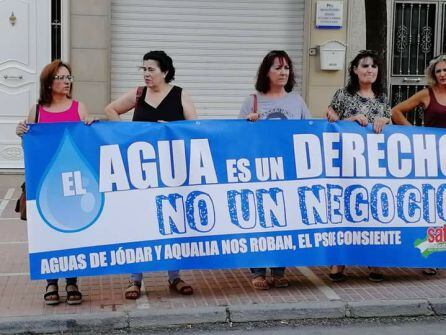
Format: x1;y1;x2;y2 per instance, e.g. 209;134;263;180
255;50;295;94
38;60;72;106
346;50;385;97
143;51;175;83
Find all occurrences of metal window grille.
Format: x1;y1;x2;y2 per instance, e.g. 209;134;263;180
390;1;446;125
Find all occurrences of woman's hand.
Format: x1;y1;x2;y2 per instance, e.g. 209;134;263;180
83;115;98;125
347;114;368;126
16;120;29;137
247;112;260;122
373;117;389;133
326;107;339;122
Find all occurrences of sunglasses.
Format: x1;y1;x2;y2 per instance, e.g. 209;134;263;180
358;50;378;56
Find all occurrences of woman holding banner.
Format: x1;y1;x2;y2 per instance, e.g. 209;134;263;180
16;60;96;305
326;50;391;282
239;50;311;290
391;54;446;276
104;50;197;299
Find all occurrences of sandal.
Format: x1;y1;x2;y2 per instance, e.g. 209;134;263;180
271;276;289;288
328;272;348;282
66;284;82;305
44;283;60;305
169;278;193;295
422;268;438;276
124;280;141;300
368;272;384;282
251;276;270;290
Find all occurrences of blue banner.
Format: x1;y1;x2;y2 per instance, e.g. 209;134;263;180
23;120;446;279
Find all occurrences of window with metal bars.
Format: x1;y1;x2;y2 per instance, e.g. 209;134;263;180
389;1;446;125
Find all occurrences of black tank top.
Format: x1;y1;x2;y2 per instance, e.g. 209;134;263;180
133;86;185;122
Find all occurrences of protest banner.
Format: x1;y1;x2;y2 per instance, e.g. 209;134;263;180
23;120;446;279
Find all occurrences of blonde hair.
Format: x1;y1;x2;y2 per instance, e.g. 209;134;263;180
425;54;446;87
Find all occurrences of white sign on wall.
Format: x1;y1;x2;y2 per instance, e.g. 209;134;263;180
316;1;343;29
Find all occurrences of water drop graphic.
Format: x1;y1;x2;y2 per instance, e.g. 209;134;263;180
37;130;104;233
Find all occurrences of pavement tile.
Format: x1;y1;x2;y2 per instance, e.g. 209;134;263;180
0;175;446;326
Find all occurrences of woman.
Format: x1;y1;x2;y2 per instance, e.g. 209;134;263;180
392;54;446;276
105;50;197;299
392;54;446;127
239;50;311;290
16;60;95;305
326;50;391;282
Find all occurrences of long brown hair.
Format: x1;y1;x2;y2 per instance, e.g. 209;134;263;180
255;50;295;94
38;60;72;105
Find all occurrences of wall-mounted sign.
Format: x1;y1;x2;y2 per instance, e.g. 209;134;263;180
316;1;343;29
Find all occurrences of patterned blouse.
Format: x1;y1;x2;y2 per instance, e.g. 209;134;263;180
329;88;391;122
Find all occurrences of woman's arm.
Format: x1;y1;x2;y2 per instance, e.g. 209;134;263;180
77;101;97;124
181;90;198;120
239;95;260;121
391;89;429;126
104;88;139;121
326;107;339;122
326;89;343;122
16;105;37;137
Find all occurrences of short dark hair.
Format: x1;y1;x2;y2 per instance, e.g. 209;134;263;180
38;60;72;106
143;51;175;83
255;50;295;94
346;50;385;97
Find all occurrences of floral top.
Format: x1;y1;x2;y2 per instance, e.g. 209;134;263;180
329;88;391;122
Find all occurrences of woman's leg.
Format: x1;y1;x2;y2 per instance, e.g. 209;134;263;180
328;265;347;282
130;273;143;282
250;268;269;290
368;267;384;282
65;277;82;305
44;279;60;305
271;267;289;288
168;270;193;295
125;273;143;299
167;270;180;283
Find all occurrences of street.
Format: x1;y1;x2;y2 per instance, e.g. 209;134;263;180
77;316;446;335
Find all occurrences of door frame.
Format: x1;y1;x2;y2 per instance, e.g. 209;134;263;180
0;0;52;170
61;0;70;62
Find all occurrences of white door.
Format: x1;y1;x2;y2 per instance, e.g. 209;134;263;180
0;0;51;169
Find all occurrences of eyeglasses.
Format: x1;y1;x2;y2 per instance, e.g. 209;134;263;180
53;75;74;82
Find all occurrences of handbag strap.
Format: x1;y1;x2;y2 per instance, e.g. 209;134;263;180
35;104;39;123
251;94;258;114
136;86;145;105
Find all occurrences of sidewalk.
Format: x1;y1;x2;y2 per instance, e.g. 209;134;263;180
0;174;445;334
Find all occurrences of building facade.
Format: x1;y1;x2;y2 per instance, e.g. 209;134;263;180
1;0;445;169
